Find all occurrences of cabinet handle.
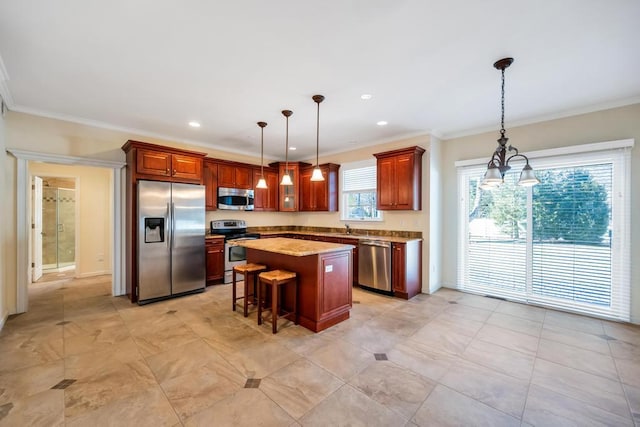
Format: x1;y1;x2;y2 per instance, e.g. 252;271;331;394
173;170;177;174
166;168;170;174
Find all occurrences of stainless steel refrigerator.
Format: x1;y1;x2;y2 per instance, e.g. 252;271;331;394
137;180;206;304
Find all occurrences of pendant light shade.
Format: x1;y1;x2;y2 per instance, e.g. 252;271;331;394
517;163;540;187
310;94;325;182
280;109;293;186
256;121;268;189
480;57;539;189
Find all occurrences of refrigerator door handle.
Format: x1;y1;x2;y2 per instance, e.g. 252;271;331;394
166;202;171;250
171;202;176;249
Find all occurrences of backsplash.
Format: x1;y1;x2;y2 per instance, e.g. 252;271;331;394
247;225;422;239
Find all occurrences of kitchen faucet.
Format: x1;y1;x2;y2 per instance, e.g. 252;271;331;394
345;224;351;234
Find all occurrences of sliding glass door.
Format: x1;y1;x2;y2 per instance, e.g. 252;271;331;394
457;146;630;321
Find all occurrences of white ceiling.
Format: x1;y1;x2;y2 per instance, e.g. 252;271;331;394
1;1;639;161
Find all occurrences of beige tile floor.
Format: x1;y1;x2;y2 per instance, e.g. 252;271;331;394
1;275;639;426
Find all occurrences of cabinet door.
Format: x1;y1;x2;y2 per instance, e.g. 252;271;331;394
299;168;313;211
394;153;414;210
136;149;172;177
392;242;406;294
341;238;359;285
204;161;217;211
206;239;225;283
217;164;236;187
234;166;252;189
377;157;396;209
253;169;279;211
171;154;203;182
279;164;298;211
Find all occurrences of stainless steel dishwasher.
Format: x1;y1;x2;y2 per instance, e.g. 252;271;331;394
358;240;392;292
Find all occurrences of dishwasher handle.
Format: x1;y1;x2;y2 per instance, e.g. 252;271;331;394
359;240;391;248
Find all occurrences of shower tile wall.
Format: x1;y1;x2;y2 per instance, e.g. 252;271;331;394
42;185;76;269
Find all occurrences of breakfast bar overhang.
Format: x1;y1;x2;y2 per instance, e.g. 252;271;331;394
235;237;354;332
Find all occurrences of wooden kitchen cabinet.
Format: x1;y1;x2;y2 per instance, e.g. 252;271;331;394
374;146;425;210
204;160;217;211
123;140;204;184
217;163;252;189
300;163;340;212
392;240;422;299
269;161;310;212
205;237;225;284
253;167;279;211
340;237;359;285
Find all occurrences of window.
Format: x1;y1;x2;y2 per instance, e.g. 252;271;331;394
341;160;382;221
457;141;632;321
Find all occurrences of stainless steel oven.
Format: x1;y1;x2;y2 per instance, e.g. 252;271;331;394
210;219;260;283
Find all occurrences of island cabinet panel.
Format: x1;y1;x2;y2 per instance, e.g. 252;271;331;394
218;163;252;189
299;163;340;211
319;253;352;317
203;160;217;211
253;168;279;211
246;243;352;332
374;146;425;210
205;238;224;284
392;240;422;299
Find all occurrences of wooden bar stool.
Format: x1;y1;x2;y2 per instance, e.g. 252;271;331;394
232;263;268;317
257;270;298;334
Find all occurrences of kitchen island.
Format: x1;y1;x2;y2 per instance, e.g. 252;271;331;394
235;237;354;332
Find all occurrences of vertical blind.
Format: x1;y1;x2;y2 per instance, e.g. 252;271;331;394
457;143;631;321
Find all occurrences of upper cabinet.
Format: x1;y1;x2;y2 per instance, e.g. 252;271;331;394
203;160;217;211
300;163;340;212
122;140;205;184
253;167;279;211
217;162;253;189
374;146;425;210
270;161;310;212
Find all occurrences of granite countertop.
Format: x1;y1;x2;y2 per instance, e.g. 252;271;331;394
205;234;225;239
232;237;354;256
258;230;421;243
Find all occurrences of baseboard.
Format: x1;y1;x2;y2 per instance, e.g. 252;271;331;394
75;270;112;279
0;312;7;332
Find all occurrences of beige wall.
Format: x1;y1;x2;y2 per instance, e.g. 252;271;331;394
28;163;113;278
0;102;7;326
441;103;640;323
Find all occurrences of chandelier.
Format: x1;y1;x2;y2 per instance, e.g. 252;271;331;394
481;57;539;189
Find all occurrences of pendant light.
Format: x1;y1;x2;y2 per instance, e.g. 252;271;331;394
256;121;268;189
480;57;539;189
280;110;294;186
310;94;325;182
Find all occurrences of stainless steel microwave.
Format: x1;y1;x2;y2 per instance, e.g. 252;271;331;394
217;187;254;210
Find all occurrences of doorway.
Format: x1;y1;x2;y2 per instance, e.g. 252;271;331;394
35;176;78;282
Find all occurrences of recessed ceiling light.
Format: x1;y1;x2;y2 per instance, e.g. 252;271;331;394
188;121;201;128
289;146;296;150
360;94;372;100
377;121;388;126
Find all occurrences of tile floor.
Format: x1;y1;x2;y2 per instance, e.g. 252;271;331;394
1;275;639;426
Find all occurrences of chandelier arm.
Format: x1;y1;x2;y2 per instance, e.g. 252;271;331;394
506;152;531;166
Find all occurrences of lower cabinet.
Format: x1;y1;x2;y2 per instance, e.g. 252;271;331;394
205;238;224;284
392;240;422;299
